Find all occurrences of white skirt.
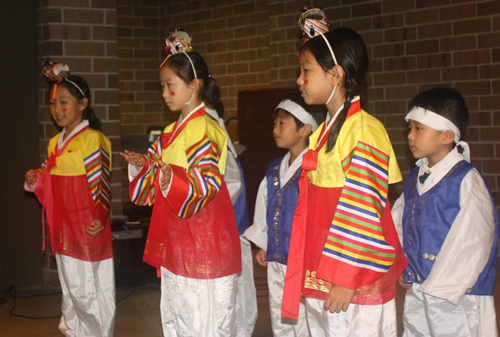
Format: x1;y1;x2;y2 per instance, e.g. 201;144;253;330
160;266;238;337
403;282;498;337
56;254;116;337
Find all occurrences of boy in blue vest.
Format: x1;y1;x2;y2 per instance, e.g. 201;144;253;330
245;92;321;336
392;87;498;336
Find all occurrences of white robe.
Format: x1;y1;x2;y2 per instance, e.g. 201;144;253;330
245;149;310;337
392;148;498;337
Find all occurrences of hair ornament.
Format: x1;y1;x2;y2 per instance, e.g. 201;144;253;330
159;27;196;79
298;7;330;40
42;60;85;99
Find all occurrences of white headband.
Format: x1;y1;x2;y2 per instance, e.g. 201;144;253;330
405;106;470;162
276;99;318;131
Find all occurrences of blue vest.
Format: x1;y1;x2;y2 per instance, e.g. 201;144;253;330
232;154;250;235
266;157;301;265
402;161;498;295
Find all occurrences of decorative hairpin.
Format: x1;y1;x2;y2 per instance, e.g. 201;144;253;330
42;60;85;98
159;27;194;69
298;6;330;39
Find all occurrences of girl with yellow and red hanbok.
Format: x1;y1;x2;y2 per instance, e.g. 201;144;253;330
121;30;241;337
281;9;407;336
24;62;114;337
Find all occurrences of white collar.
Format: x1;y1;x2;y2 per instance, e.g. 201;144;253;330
58;120;89;149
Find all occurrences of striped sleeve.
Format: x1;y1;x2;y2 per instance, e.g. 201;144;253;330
318;140;396;288
166;134;223;218
129;137;162;206
84;136;112;220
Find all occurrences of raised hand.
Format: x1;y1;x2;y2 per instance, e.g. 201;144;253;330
120;150;145;168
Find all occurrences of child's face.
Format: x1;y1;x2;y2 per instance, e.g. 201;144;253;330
297;50;335;106
273;111;306;151
407;119;451;167
49;85;85;135
160;65;196;116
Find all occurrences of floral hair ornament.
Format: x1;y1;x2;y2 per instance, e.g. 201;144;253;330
42;60;85;99
298;7;337;104
159;27;196;78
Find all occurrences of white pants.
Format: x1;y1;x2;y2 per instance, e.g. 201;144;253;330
56;254;115;337
268;261;310;337
403;282;498;337
305;296;397;337
160;267;238;337
234;236;258;337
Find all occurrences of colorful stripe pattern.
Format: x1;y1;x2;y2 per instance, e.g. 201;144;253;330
84;146;111;212
176;135;223;218
322;140;396;272
129;136;162;206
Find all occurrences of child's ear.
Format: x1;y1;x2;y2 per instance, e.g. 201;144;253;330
300;123;312;136
328;65;344;87
79;97;89;111
189;79;201;92
442;130;455;145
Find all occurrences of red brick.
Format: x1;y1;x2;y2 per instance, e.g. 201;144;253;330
418;53;451;69
106;10;117;25
383;0;415;14
384;27;416;42
372;13;404;29
440;35;476;52
91;0;116;9
385;85;418;100
479;65;500;80
36;7;62;23
92;26;117;41
374;72;406;86
94;58;119;72
455;81;491;96
469;143;494;158
65;41;105;56
418;22;452;39
439;3;475;21
441;66;478;82
407;39;439;55
384;57;417;71
325;7;351;21
373;43;405;58
405;8;439;26
478;32;500;49
477;1;500;16
64;9;104;24
469;112;492;127
454;18;491;35
453;50;491;66
480;96;500;110
407;69;441;84
493;80;500;94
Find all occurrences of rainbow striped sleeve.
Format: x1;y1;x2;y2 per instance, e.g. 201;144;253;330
84;144;111;215
166;135;223;218
320;140;396;283
129;137;162;206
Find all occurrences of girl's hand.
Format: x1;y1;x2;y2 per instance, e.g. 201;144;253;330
25;170;37;187
324;284;355;313
120;150;145;168
255;249;268;267
398;274;412;290
87;219;104;237
159;161;172;191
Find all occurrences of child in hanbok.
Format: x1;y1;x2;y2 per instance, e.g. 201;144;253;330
24;61;115;337
282;8;407;336
121;29;241;337
392;87;498;336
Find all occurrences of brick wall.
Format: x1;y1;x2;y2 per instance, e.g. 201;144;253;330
117;0;500;211
36;0;121;286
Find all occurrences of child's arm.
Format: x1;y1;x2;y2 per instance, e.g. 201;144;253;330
223;149;243;206
127;137;163;206
255;249;268;267
419;169;496;304
316;140;399;305
243;178;268;251
83;132;112;234
161;135;226;218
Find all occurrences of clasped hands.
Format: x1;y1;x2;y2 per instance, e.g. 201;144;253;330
120;150;171;190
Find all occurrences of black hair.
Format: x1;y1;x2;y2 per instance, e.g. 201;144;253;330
300;27;369;152
50;75;101;130
409;87;469;139
162;51;221;107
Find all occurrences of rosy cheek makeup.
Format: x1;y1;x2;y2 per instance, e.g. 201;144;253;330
171;91;176;96
305;79;309;85
63;108;67;112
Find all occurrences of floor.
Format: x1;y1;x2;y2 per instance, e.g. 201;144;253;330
1;252;499;337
